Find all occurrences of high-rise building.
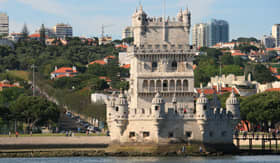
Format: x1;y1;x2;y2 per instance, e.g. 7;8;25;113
0;12;9;36
272;24;280;47
122;26;134;40
53;23;72;39
192;23;208;48
207;19;229;46
261;35;275;48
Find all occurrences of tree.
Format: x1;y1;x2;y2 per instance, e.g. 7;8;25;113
220;54;234;65
240;92;280;131
11;95;60;132
21;24;29;40
245;64;276;84
39;24;46;46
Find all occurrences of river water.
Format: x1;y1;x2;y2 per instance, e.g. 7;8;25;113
0;156;279;163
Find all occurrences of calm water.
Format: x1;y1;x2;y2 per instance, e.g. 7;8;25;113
0;156;280;163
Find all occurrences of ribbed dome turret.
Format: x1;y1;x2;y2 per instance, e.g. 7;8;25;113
133;5;147;17
152;91;164;104
115;91;128;105
226;89;239;105
197;91;208;104
172;94;177;104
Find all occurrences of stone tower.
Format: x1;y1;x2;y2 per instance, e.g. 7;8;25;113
106;4;240;147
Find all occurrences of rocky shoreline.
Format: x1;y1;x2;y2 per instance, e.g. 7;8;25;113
0;144;280;158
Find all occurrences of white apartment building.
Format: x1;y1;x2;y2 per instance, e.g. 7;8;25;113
192;23;208;48
0;12;8;36
53;23;72;39
272;24;280;47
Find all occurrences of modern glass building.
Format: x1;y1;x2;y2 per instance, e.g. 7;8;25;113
207;19;229;46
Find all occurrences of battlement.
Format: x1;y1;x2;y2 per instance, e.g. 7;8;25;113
142;16;189;27
132;6;191;46
128;44;197;54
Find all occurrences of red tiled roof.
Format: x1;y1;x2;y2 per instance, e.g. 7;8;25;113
52;67;77;74
265;88;280;92
104;55;116;59
196;88;216;95
29;33;49;38
267;48;280;51
275;75;280;80
121;64;130;69
196;86;239;95
270;67;278;74
99;76;112;82
115;44;128;49
89;60;106;65
232;52;246;56
0;83;19;88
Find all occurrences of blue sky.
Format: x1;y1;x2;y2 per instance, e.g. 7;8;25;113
0;0;279;40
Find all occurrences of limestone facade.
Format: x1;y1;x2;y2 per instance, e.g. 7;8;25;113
106;5;240;145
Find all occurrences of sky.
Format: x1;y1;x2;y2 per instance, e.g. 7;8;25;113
0;0;279;40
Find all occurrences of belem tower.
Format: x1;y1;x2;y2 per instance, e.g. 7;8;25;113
106;5;240;145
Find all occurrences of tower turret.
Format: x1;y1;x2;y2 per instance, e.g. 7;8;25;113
182;8;191;33
115;90;129;119
106;92;117;121
226;89;240;120
196;90;209;119
151;91;165;118
177;9;183;22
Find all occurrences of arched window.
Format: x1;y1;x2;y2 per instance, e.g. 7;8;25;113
183;80;188;91
172;61;177;70
176;80;182;91
143;80;148;92
150;80;155;92
169;80;175;91
156;80;161;91
142;108;145;114
152;62;158;68
116;107;119;112
163;80;168;91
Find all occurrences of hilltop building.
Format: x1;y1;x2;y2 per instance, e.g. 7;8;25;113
192;19;229;47
106;5;240;147
192;23;208;48
53;23;72;39
207;19;229;46
0;12;8;36
50;66;78;79
261;35;275;48
272;24;280;47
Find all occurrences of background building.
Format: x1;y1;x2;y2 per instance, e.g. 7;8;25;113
192;23;208;48
35;27;56;38
53;23;72;39
261;35;275;48
207;19;229;46
122;26;134;40
272;24;280;47
0;12;9;36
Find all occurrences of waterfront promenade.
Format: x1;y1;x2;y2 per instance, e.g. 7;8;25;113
0;136;111;151
0;135;273;147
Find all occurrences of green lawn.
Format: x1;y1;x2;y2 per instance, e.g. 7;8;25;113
7;70;30;81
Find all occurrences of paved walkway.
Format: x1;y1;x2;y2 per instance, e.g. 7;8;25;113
0;136;110;145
